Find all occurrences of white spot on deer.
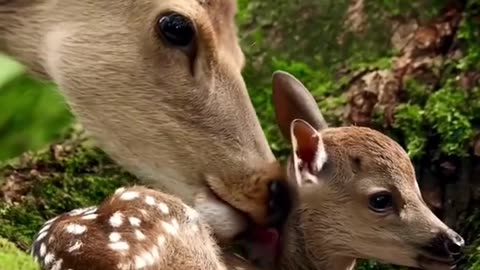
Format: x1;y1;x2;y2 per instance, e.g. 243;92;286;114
145;195;156;205
83;206;98;215
150;245;160;260
134;229;146;240
161;221;177;235
67;240;83;252
51;258;63;270
141;251;155;265
44;252;55;265
109;232;122;242
171;218;180;230
115;187;126;195
108;241;130;251
117;263;130;270
110;212;124;227
65;223;87;235
134;255;147;269
81;213;98;220
68;208;84;216
192;224;199;232
157;203;169;214
120;191;139;201
44;216;59;225
39;224;51;234
128;216;141;227
185;206;199;221
39;243;47;257
157;235;165;247
36;231;48;242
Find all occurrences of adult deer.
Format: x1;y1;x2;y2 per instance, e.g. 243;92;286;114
0;0;290;241
30;72;465;270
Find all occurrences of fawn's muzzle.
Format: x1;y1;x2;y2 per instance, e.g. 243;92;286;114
422;229;465;259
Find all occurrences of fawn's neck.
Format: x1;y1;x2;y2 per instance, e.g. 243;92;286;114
277;205;356;270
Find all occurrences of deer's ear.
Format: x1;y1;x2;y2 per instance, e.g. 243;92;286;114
290;119;327;186
272;71;328;143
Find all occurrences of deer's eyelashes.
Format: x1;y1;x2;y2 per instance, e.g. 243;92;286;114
156;13;195;48
368;192;394;214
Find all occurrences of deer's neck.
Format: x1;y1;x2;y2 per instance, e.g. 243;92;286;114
277;206;356;270
0;0;53;79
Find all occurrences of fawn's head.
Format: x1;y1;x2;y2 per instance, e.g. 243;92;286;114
271;71;464;270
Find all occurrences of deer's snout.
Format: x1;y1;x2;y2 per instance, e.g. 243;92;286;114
426;229;465;258
443;229;465;255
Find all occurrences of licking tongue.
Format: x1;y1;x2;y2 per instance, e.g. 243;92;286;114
250;227;281;259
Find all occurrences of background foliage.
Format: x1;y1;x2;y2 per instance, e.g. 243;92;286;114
0;0;479;269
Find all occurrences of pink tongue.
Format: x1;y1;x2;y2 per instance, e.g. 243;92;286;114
252;228;280;255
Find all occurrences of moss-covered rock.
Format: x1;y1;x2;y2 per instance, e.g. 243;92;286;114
0;126;138;250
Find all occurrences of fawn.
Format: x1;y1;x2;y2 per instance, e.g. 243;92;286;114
30;71;465;270
0;0;290;241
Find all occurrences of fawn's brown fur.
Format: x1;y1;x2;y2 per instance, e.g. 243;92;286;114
30;72;465;270
0;0;289;241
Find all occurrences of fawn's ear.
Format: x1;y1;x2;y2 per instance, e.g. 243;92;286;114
290;119;327;186
272;70;328;142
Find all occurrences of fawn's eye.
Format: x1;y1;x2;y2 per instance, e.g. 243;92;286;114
368;192;393;213
157;13;195;47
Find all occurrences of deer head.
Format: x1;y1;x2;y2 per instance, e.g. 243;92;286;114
0;0;290;240
268;71;465;270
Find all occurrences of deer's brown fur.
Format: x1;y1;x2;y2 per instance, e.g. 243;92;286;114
30;72;465;270
0;0;288;241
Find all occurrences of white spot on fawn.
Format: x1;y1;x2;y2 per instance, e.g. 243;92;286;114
120;191;139;201
109;232;122;242
36;231;48;242
39;224;51;234
108;241;129;251
51;258;63;270
185;206;199;221
141;251;155;265
135;229;146;240
158;203;169;214
157;235;165;247
145;195;156;205
161;221;177;235
171;218;179;230
67;240;83;252
134;255;147;269
110;212;124;227
81;214;98;220
128;217;141;227
39;243;46;257
115;187;126;195
83;206;98;215
44;252;55;265
65;223;87;235
44;216;59;225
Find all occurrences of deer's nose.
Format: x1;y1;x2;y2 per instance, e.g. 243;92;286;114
443;229;465;255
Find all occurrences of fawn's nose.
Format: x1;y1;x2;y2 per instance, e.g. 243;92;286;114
426;229;465;258
443;229;465;255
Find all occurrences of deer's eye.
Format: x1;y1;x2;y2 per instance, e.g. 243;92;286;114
157;13;195;47
368;192;393;213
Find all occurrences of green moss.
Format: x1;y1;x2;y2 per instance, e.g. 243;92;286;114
425;81;473;157
393;104;428;159
0;129;138;250
0;238;39;270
